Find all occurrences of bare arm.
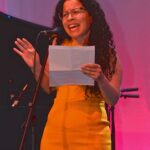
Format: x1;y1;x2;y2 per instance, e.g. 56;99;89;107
13;38;52;94
96;58;122;105
81;57;122;106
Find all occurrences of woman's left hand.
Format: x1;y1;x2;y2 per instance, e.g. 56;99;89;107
81;63;103;81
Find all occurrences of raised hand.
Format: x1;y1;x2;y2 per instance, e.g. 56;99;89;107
13;38;40;70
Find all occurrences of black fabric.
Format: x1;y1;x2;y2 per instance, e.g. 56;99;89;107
0;12;55;150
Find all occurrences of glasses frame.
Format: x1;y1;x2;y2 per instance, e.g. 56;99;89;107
58;7;87;20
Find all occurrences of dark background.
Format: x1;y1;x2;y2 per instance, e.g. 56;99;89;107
0;12;55;150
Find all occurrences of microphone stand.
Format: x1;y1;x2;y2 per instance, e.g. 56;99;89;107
110;87;140;150
19;33;51;150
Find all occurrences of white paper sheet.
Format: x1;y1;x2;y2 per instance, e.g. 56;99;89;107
48;45;95;86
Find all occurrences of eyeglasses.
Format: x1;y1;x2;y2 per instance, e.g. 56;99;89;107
59;7;87;20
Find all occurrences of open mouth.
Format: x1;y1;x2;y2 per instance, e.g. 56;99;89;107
68;24;80;31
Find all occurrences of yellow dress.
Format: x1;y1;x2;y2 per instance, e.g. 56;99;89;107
40;41;111;150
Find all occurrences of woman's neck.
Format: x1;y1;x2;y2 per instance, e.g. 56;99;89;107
71;31;90;46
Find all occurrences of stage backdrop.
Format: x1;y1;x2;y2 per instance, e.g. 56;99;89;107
1;0;150;150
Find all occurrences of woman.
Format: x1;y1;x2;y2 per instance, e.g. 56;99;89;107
13;0;122;149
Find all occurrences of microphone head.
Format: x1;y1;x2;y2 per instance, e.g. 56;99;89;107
40;27;63;36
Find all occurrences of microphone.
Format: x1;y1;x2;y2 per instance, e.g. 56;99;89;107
39;27;63;36
11;84;28;108
120;94;140;98
121;87;139;92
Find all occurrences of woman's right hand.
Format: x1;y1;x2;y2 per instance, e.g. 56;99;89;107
13;38;40;70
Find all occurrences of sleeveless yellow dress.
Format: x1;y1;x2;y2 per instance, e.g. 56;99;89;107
40;40;111;150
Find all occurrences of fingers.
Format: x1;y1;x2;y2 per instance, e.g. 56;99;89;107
22;38;33;48
14;39;25;52
13;47;23;57
15;38;29;49
81;64;101;72
14;38;34;53
81;63;102;80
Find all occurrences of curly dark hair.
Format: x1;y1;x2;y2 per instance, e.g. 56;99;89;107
52;0;117;98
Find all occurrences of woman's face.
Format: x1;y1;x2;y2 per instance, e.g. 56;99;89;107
62;0;92;42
